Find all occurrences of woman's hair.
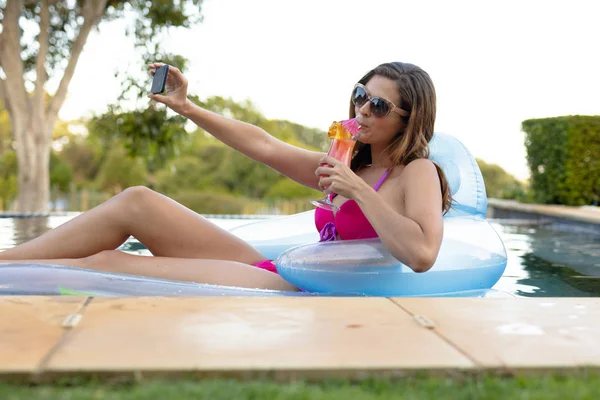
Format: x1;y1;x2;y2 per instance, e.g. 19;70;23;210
349;62;453;214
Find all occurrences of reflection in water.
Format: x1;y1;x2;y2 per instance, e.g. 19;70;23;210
9;217;52;246
494;223;600;297
516;253;600;297
119;240;152;255
0;215;154;256
0;214;80;251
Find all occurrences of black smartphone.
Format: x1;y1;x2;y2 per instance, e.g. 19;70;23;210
150;64;169;94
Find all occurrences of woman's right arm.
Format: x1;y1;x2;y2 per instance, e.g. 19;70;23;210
148;63;323;190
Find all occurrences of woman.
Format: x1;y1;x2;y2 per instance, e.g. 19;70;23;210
0;61;452;291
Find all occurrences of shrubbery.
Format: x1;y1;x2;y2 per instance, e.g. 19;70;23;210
169;191;262;215
476;158;527;201
522;115;600;205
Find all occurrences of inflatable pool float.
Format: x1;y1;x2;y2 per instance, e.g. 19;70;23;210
0;132;508;297
232;131;507;296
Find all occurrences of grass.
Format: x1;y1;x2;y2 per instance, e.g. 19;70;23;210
2;372;600;400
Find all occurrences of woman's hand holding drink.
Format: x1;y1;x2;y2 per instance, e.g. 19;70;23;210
311;118;360;211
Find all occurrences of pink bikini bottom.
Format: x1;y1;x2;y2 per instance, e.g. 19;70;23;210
253;259;309;292
252;259;278;274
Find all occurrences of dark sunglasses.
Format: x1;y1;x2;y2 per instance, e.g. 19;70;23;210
351;83;409;118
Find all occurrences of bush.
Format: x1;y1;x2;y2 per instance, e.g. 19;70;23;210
50;152;74;192
476;158;526;200
169;191;262;215
153;155;217;195
263;178;321;200
522;115;600;206
0;151;17;208
94;147;148;194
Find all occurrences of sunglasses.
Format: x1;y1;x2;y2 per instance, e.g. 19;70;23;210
351;83;409;119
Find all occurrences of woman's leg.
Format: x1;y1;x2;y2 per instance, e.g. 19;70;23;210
0;250;297;291
0;186;266;264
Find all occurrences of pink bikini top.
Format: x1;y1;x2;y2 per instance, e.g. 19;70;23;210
314;168;391;242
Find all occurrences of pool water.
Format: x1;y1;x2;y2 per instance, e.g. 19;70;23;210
1;215;599;298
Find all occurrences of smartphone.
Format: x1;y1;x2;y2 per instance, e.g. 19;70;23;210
150;64;169;94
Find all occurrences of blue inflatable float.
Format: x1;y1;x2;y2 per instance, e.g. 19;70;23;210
0;132;508;297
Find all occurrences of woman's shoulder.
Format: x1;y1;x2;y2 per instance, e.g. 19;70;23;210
403;158;438;177
381;159;439;211
397;158;440;189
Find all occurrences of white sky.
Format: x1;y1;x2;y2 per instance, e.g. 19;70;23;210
57;0;600;181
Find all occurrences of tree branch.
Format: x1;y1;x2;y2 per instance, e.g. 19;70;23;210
34;0;50;120
92;0;110;16
46;0;108;130
1;0;29;121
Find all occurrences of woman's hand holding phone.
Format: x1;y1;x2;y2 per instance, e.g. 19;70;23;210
147;63;190;115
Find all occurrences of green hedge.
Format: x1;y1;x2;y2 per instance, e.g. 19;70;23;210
522;115;600;206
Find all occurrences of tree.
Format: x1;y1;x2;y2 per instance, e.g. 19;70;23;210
0;0;204;212
88;103;188;173
87;94;328;197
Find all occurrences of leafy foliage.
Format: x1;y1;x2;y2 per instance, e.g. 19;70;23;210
88;104;187;172
476;158;526;200
169;191;262;215
263;178;318;200
94;147;148;194
0;150;17;209
152;131;321;201
0;101;11;155
59;135;104;185
49;152;73;192
88;95;324;207
522;115;600;205
10;0;204;89
1;0;207;212
194;96;329;151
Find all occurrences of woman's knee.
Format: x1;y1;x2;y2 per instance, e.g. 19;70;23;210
116;186;156;214
119;186;154;202
83;250;123;270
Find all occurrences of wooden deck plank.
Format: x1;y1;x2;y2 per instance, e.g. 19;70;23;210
43;297;474;375
0;297;88;374
393;298;600;368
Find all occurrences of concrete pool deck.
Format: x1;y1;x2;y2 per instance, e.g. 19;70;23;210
1;296;600;382
488;199;600;234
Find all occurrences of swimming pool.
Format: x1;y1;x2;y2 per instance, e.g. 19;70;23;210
1;214;599;297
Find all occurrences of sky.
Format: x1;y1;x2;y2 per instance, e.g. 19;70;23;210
56;0;600;181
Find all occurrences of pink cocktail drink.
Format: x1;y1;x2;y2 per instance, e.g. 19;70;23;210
327;137;355;165
318;138;356;185
318;120;359;177
321;118;359;165
311;118;360;210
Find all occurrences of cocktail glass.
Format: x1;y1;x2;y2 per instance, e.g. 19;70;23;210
310;119;359;211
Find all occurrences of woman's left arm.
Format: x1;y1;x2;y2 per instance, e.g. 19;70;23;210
318;157;444;272
356;159;443;272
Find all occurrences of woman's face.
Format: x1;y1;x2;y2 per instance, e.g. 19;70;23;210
355;75;405;146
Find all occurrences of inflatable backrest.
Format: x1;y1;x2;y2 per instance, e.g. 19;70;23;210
428;132;487;218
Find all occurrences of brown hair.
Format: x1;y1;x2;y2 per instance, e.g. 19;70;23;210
349;62;453;214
